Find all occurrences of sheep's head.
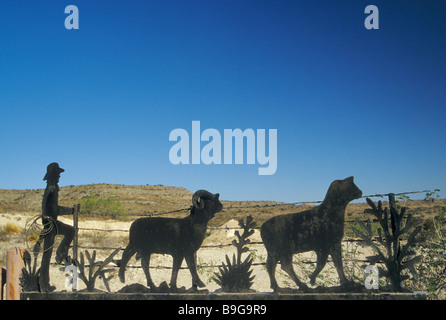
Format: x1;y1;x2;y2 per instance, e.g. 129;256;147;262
191;190;223;220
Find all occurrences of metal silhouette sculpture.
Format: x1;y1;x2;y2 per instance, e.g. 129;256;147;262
214;216;256;292
119;190;223;291
261;176;362;292
76;248;121;292
354;193;422;292
33;163;76;292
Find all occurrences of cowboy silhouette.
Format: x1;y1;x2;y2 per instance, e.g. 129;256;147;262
34;162;76;292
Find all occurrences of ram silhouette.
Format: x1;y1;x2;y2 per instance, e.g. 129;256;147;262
119;190;223;290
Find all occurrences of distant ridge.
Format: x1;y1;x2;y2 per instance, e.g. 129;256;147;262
0;184;444;227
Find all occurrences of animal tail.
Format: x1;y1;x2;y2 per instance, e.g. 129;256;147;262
118;244;137;283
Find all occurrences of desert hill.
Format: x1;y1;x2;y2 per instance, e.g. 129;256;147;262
0;184;443;227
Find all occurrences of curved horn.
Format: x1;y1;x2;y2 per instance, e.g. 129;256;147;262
192;190;213;209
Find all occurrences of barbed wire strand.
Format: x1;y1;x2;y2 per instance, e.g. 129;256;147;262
51;257;380;270
75;188;434;234
30;188;437;272
75;189;434;219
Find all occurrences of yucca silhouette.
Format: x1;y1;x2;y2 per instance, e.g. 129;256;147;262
213;215;256;292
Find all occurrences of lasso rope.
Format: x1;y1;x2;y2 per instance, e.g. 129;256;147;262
24;215;58;253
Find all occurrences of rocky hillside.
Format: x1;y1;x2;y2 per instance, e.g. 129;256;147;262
0;184;444;227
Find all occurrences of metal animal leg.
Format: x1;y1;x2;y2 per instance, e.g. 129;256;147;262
141;254;156;289
280;255;309;291
118;245;136;283
169;255;184;289
265;253;279;291
184;253;205;288
330;243;349;285
310;250;329;286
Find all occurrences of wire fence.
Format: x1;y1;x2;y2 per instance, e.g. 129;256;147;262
65;189;434;271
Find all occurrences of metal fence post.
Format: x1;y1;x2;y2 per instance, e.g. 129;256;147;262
1;268;6;300
5;247;26;300
73;205;79;262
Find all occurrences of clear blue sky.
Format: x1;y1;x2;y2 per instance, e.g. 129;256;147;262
1;1;445;203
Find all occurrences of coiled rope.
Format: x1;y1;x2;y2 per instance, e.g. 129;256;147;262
24;215;58;253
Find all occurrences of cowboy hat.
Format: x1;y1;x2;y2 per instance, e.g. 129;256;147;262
43;162;65;181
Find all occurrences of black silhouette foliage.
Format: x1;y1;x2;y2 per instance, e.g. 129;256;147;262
353;194;422;291
19;250;40;292
77;248;120;292
213;216;256;292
